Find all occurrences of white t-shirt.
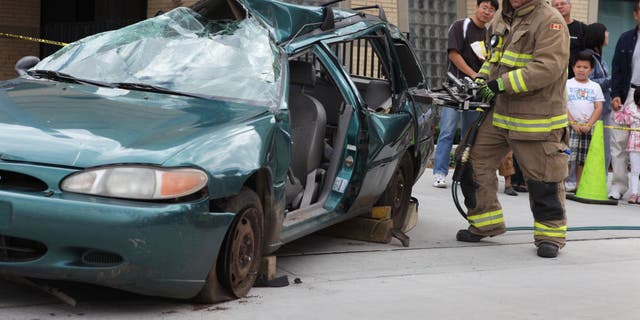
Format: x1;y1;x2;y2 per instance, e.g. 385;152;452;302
566;78;604;123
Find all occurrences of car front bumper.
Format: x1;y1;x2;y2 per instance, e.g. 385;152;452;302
0;190;235;299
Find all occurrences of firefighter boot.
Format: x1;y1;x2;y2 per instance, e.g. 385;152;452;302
456;229;485;242
537;242;559;258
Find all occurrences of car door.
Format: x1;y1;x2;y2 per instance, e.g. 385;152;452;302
392;37;436;180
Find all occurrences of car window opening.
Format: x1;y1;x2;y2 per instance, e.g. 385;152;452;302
393;42;426;89
327;35;394;113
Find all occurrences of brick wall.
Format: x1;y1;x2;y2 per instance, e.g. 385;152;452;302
466;0;589;22
147;0;200;17
570;0;589;23
0;0;40;80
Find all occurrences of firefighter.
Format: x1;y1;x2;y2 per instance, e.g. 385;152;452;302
456;0;570;258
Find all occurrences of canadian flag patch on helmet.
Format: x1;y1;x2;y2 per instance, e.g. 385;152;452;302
550;23;563;31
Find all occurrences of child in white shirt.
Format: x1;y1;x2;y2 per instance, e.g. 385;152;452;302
566;50;604;190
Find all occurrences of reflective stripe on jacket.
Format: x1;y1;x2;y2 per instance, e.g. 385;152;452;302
479;0;570;138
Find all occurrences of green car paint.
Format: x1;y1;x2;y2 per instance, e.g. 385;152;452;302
0;0;435;301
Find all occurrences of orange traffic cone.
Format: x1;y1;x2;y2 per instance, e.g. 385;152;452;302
567;120;617;205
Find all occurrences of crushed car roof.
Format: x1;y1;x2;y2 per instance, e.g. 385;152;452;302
190;0;398;44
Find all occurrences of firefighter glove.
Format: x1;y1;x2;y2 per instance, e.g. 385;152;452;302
475;78;504;106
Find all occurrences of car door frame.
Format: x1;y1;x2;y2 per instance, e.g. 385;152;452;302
319;25;417;216
277;43;364;243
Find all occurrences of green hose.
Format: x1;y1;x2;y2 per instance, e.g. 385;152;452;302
506;226;640;232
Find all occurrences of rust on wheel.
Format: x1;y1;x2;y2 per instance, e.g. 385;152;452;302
203;187;263;300
227;208;259;294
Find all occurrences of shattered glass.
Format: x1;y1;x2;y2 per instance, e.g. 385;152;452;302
34;7;282;106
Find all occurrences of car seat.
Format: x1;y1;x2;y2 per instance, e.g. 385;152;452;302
363;79;392;112
286;60;327;208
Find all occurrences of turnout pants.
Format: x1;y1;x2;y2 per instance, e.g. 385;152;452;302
460;110;569;247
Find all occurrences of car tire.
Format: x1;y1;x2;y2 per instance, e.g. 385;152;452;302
377;152;414;230
197;187;263;302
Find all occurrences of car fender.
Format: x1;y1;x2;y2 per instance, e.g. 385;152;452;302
162;113;289;201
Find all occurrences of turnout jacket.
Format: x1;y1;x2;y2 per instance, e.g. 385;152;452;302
477;0;570;139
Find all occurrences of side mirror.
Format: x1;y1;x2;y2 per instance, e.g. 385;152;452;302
408;88;433;105
15;56;40;76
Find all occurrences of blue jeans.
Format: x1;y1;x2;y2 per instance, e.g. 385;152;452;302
433;107;480;176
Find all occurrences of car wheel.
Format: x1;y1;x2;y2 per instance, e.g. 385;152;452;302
197;187;263;302
378;153;414;230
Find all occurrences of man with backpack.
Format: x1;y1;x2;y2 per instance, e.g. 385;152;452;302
433;0;499;188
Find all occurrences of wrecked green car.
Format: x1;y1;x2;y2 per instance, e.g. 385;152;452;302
0;0;435;302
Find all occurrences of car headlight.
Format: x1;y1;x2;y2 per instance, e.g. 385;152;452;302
61;166;208;200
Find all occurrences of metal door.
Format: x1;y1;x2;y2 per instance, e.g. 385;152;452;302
40;0;147;58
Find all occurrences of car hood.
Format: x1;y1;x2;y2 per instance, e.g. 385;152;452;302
0;80;271;168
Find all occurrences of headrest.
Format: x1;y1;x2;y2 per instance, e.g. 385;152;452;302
289;60;316;87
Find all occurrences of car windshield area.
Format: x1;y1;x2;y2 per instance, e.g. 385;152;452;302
32;7;282;106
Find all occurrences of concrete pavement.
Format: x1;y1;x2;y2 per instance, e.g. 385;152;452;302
1;172;639;319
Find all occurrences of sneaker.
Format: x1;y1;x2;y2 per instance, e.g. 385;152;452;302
456;229;485;242
537;242;559;258
608;191;622;200
504;186;518;196
433;173;447;188
564;181;576;193
629;194;639;204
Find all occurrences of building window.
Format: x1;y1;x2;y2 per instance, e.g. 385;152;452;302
408;0;457;87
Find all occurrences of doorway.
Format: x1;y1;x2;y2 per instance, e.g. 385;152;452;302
598;0;637;68
40;0;147;58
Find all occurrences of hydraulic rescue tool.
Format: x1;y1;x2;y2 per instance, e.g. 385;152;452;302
419;73;492;220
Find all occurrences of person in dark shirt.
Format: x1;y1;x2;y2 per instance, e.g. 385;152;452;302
552;0;587;79
432;0;498;188
584;23;612;176
552;0;587;191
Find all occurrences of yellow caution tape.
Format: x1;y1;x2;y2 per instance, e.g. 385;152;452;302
0;32;67;47
603;125;640;132
569;120;640;132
